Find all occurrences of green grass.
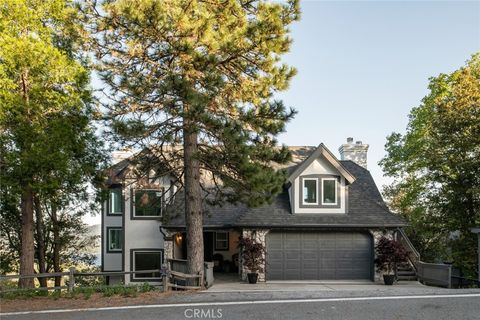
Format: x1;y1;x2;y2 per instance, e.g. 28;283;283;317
0;283;158;300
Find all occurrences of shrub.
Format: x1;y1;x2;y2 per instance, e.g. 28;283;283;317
139;282;155;293
74;287;95;300
375;236;410;275
122;286;138;297
238;236;265;273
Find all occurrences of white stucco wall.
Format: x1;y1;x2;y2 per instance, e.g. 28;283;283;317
103;172;176;284
102;208;123;271
123;184;165;284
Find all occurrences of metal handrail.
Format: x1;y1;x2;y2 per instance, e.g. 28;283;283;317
395;228;420;271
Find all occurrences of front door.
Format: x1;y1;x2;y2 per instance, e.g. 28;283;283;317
204;232;214;262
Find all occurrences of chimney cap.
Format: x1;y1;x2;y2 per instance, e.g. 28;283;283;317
347;137;353;143
356;140;362;145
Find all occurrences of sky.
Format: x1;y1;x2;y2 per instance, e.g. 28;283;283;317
84;1;480;225
275;0;480;189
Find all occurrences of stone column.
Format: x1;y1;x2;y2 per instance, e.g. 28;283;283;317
161;229;175;262
370;229;393;282
241;229;270;282
164;238;174;261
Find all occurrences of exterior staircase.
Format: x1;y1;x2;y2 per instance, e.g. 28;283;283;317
396;262;417;281
394;228;420;281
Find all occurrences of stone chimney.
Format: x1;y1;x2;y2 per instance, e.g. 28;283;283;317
338;137;369;169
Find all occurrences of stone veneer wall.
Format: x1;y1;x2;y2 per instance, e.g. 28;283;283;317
164;238;174;261
240;229;270;282
370;229;394;282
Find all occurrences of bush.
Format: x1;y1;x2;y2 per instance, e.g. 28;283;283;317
74;287;95;300
122;286;138;297
1;282;158;300
238;236;265;273
139;282;155;293
375;236;410;275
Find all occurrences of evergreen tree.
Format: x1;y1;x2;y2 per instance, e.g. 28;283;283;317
0;0;106;287
86;0;300;276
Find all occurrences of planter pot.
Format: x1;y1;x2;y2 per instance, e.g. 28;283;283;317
247;273;258;284
383;274;396;285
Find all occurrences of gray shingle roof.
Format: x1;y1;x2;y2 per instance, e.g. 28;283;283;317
163;159;406;229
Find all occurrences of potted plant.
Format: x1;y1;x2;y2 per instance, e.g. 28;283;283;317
374;236;409;285
238;236;265;284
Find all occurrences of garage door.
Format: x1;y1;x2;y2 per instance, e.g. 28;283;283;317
266;232;372;280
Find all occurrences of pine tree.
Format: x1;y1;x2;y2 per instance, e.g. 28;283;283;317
0;0;106;287
86;0;300;276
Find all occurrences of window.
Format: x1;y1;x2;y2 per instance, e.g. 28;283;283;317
109;189;122;215
132;250;162;279
303;179;318;204
215;232;229;250
322;179;337;205
107;228;122;252
134;190;162;217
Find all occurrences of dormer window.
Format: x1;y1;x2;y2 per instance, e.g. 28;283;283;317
303;178;318;205
299;175;340;209
322;179;337;205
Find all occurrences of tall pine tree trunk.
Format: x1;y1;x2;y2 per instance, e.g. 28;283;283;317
51;205;61;288
183;125;204;284
19;185;35;288
34;196;47;287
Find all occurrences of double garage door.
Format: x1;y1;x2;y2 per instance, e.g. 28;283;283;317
266;232;373;280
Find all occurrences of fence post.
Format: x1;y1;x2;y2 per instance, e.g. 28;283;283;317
68;267;76;293
162;273;168;292
447;264;452;288
199;271;204;289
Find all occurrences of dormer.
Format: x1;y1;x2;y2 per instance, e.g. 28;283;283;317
287;144;355;214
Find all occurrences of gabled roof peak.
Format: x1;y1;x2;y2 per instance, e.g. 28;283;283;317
287;143;356;184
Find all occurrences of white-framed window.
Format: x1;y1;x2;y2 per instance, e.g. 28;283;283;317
322;178;337;205
107;228;122;252
109;189;122;215
132;250;162;280
133;189;163;217
215;232;229;250
302;178;318;205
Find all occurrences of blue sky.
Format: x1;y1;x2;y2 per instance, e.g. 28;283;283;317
275;0;480;188
86;1;478;225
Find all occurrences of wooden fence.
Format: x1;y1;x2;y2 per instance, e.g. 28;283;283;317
0;265;205;293
416;261;452;288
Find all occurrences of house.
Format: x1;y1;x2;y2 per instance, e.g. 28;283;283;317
101;138;408;284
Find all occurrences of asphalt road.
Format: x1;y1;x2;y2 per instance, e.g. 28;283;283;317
2;294;480;320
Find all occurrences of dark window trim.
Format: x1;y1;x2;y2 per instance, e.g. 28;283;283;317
130;249;164;282
106;227;123;254
214;232;229;251
299;175;341;209
302;178;319;205
107;187;123;216
321;178;338;205
130;188;164;220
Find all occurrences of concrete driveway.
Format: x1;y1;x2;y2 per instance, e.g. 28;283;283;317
207;274;447;295
207;278;425;293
